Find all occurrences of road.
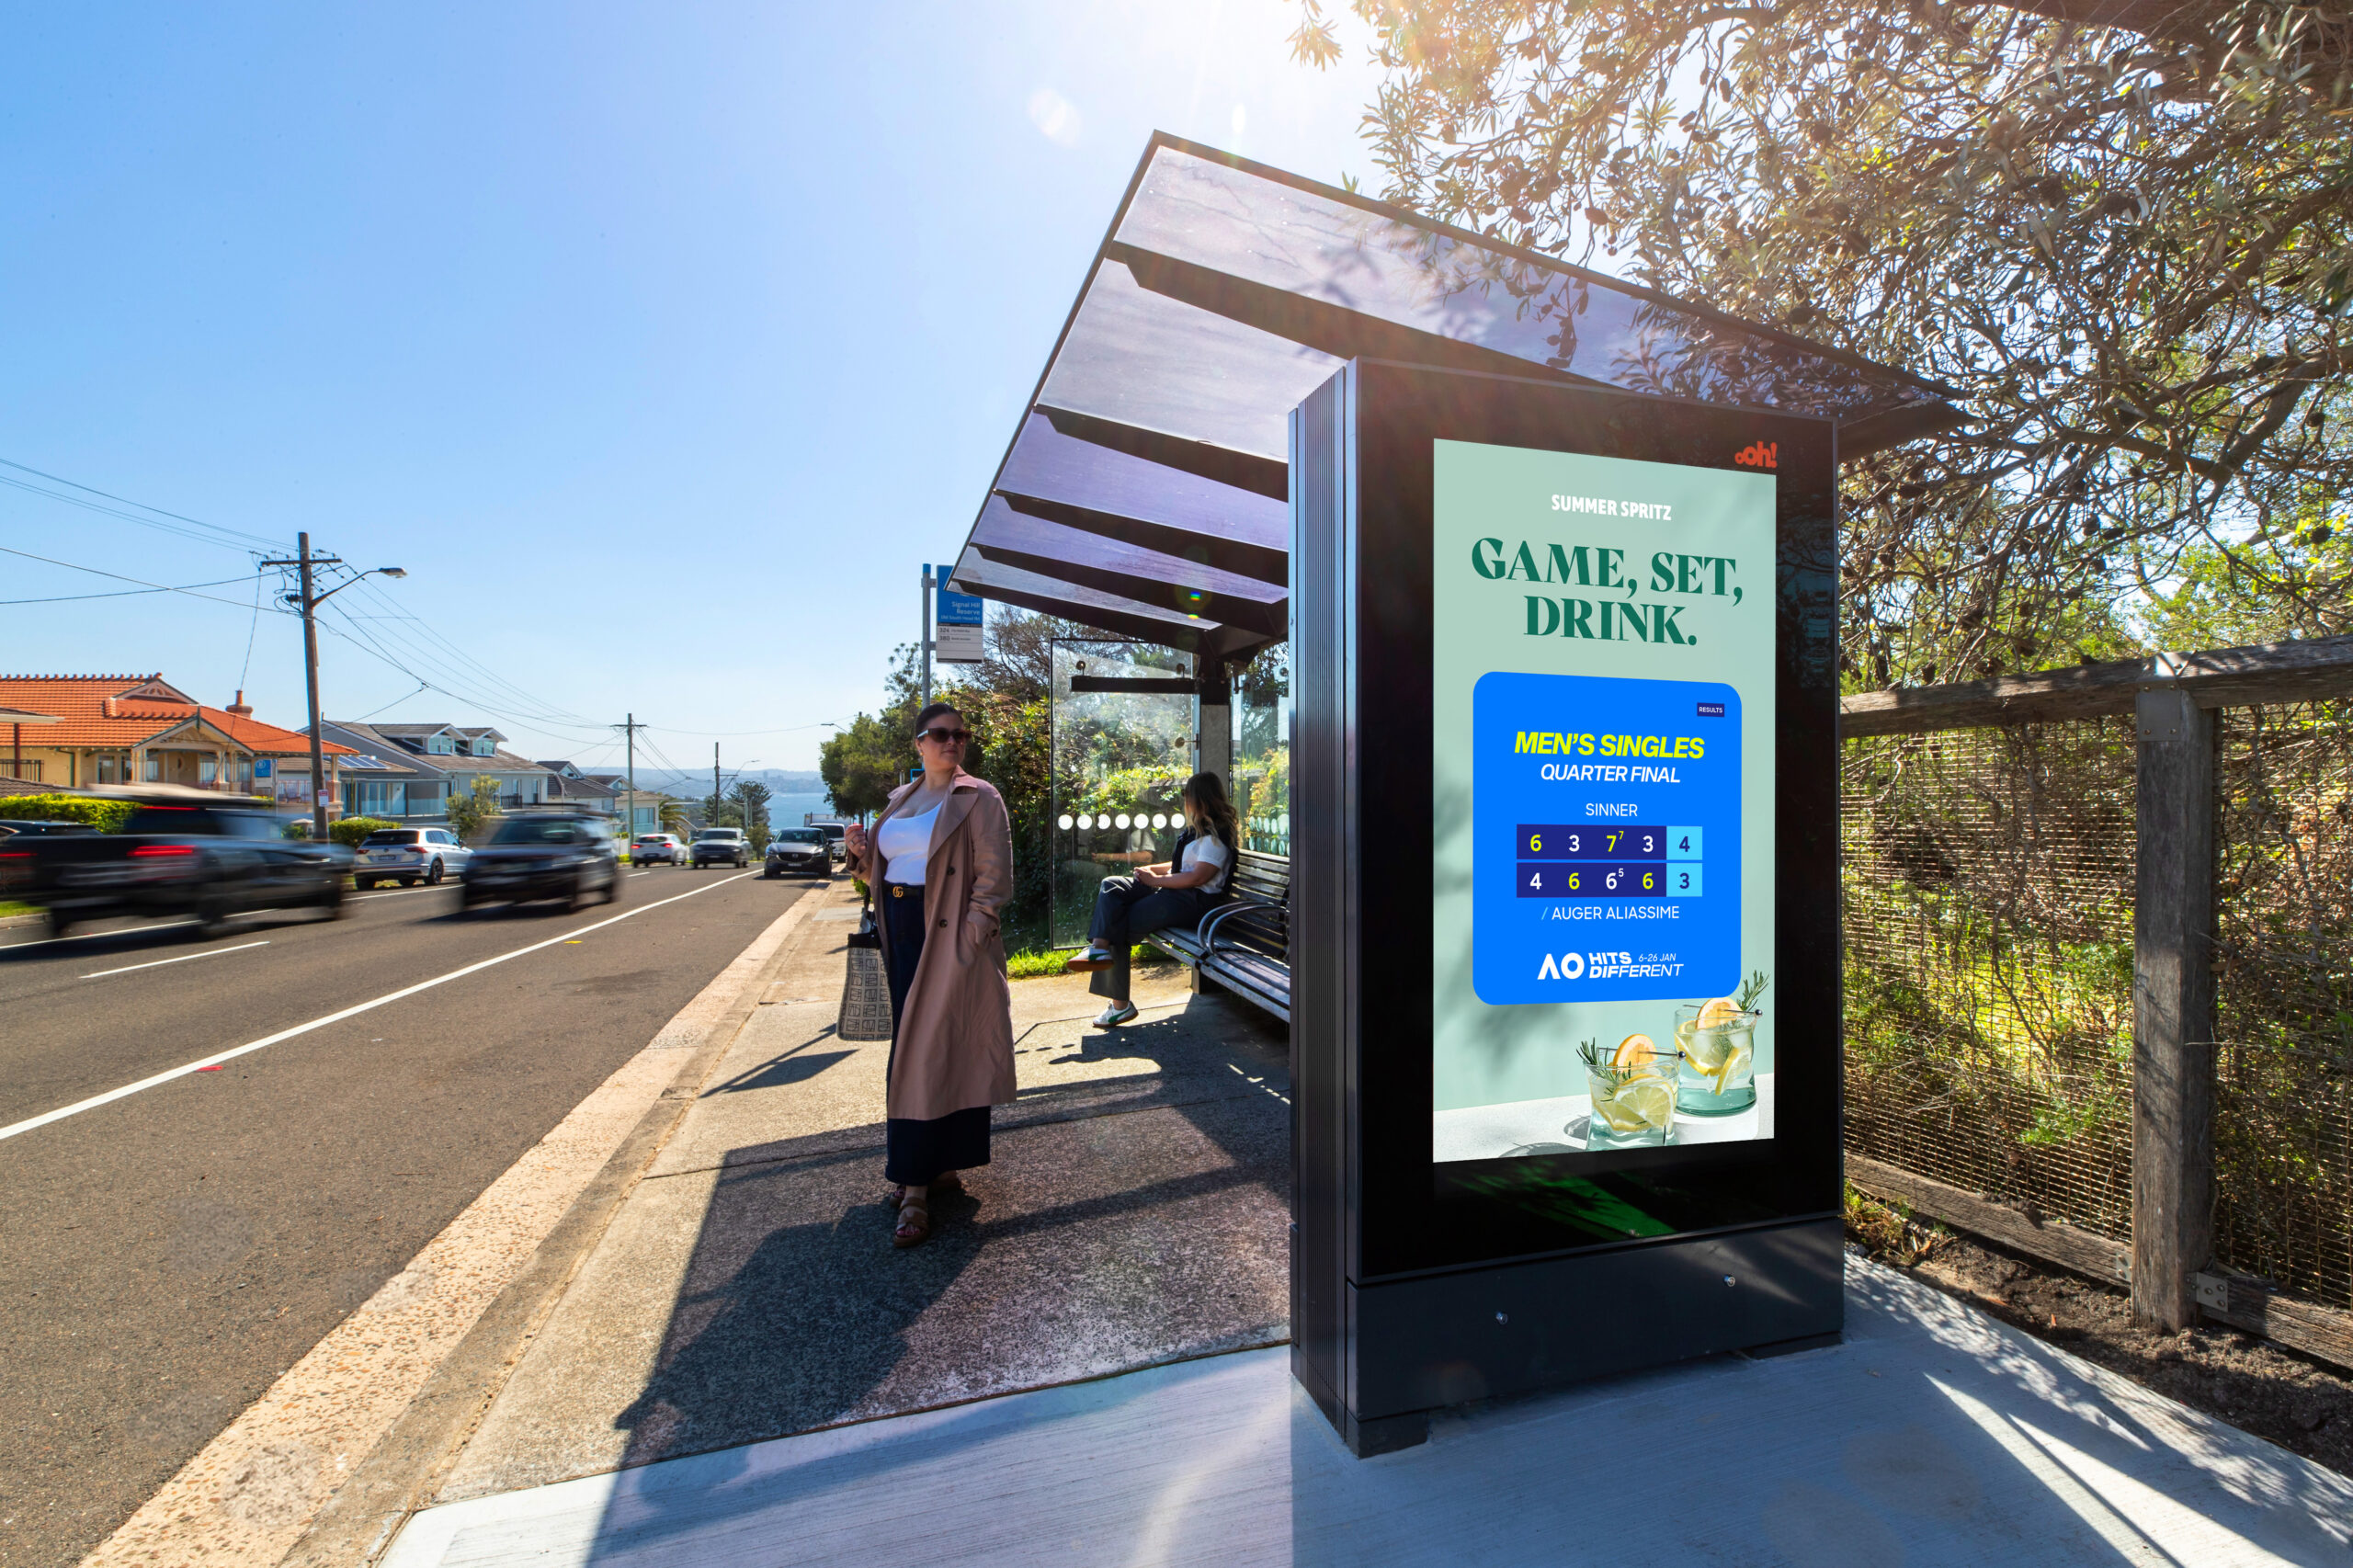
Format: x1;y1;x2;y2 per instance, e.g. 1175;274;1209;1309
0;864;817;1568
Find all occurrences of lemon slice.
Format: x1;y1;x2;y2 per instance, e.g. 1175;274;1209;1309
1592;1091;1649;1133
1681;1028;1731;1073
1699;997;1742;1028
1611;1033;1657;1069
1620;1079;1674;1131
1712;1041;1753;1096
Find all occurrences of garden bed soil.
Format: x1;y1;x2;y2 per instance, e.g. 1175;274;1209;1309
1846;1196;2353;1478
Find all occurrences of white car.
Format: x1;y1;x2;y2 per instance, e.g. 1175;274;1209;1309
631;833;687;866
357;826;472;888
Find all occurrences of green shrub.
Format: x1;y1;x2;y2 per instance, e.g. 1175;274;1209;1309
0;794;136;833
1005;943;1158;980
330;816;396;847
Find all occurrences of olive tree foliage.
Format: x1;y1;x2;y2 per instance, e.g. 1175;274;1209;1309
1291;0;2353;680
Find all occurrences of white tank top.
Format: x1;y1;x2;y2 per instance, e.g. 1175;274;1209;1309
877;804;938;884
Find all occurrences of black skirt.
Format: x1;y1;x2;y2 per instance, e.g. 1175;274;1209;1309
880;880;991;1185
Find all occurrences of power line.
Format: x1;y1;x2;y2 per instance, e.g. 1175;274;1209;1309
0;572;255;606
0;543;297;615
0;458;282;551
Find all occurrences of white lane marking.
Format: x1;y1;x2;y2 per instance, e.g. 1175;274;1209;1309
628;871;649;878
0;918;201;952
85;940;269;980
0;871;760;1144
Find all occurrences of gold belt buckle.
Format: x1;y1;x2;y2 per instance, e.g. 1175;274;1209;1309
892;883;905;898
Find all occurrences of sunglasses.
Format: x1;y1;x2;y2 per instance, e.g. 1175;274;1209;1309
916;727;971;744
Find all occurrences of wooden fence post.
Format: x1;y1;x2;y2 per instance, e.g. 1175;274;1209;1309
2132;674;2217;1331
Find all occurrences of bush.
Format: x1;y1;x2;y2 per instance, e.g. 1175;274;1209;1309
330;816;396;847
0;794;137;833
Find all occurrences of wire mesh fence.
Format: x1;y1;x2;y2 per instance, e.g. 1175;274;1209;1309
2213;704;2353;1311
1841;721;2139;1244
1842;705;2353;1312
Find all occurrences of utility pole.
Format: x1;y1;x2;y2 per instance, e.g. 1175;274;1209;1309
921;565;934;711
615;714;648;835
259;535;406;839
714;743;722;826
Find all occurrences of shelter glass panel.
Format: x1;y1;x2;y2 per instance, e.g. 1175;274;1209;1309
1048;640;1196;949
1232;646;1289;856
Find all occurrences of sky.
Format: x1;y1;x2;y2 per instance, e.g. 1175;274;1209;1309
0;2;1383;778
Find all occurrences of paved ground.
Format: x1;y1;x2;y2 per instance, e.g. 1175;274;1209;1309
427;938;1291;1503
0;865;814;1568
383;1261;2353;1568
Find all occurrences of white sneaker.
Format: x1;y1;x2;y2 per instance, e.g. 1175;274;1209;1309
1094;1001;1139;1028
1066;946;1116;972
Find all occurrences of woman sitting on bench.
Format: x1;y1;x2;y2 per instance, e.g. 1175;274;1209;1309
1067;771;1237;1028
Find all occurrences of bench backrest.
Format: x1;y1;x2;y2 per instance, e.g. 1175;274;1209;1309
1216;849;1290;959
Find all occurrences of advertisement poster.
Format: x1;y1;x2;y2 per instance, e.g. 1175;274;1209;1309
1431;440;1778;1163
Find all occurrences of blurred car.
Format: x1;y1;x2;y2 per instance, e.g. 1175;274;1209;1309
764;827;830;879
460;812;621;911
356;825;472;888
1;801;350;937
631;833;686;866
0;819;97;838
691;827;749;869
809;821;848;863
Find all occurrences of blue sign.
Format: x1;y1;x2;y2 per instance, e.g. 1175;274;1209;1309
1471;671;1741;1005
255;758;274;778
934;568;983;627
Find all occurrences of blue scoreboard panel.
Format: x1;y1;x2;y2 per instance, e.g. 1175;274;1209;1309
1472;670;1740;1005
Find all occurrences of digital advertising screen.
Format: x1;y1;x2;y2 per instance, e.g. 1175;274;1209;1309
1430;439;1779;1165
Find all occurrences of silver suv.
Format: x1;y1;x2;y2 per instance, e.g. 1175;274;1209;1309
358;825;471;888
691;827;749;869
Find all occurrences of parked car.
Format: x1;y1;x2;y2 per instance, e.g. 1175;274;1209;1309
0;801;351;937
764;827;831;879
460;812;621;911
809;821;848;863
357;825;471;888
631;833;686;866
691;827;749;869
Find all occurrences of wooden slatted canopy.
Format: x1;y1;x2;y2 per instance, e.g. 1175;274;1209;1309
948;133;1961;659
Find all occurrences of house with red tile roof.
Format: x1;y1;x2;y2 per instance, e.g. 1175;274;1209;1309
0;674;355;814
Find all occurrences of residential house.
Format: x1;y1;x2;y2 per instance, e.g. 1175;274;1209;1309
537;761;620;816
611;788;672;835
313;721;449;824
0;675;355;815
318;722;559;821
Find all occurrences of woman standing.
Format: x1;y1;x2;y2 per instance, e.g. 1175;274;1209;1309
1067;771;1238;1028
842;703;1017;1248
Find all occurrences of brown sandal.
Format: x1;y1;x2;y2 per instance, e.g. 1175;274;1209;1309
892;1198;931;1248
884;1173;963;1207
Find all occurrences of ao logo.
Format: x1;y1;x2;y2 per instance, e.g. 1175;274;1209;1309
1536;951;1586;981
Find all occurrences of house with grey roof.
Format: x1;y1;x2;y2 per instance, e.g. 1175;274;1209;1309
313;721;560;822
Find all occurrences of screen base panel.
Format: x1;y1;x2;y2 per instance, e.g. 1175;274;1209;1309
1337;1217;1844;1455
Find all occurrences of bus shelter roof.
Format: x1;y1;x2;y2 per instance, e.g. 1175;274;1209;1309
949;133;1960;662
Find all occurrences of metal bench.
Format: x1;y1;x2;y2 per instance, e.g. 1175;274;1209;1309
1145;848;1290;1023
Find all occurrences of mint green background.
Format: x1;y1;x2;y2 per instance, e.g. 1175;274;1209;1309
1431;439;1779;1126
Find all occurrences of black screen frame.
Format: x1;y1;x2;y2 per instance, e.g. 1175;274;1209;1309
1344;360;1845;1283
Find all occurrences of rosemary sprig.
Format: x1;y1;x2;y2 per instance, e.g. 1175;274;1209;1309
1576;1037;1632;1093
1734;970;1771;1013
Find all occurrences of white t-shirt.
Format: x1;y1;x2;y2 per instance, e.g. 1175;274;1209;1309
1180;832;1232;894
877;805;938;884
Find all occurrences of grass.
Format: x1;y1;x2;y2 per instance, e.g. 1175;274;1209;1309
0;901;33;919
1006;943;1158;981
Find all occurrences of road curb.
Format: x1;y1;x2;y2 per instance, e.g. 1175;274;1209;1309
279;881;851;1568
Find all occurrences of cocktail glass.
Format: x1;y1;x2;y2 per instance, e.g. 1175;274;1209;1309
1674;1003;1759;1114
1583;1052;1677;1150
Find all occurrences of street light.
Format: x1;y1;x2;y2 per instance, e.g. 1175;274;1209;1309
257;534;409;838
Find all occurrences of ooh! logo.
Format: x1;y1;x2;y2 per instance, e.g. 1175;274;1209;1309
1734;440;1778;470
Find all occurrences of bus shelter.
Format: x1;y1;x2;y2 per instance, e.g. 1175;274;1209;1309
947;133;1960;1454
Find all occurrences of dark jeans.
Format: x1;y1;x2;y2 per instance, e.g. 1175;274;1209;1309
881;881;990;1185
1086;876;1215;1002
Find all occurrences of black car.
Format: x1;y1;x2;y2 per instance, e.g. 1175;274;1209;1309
764;827;830;879
460;812;622;911
2;804;349;937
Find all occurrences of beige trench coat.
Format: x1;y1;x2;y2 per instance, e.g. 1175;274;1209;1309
846;769;1017;1121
